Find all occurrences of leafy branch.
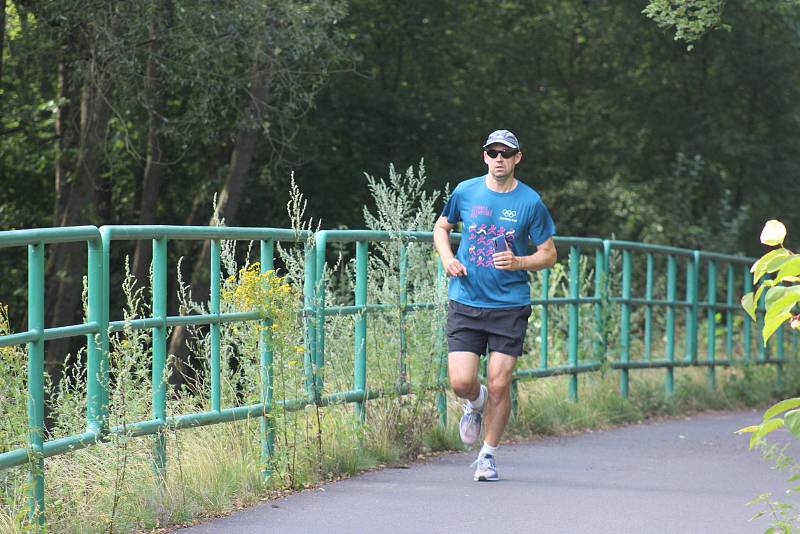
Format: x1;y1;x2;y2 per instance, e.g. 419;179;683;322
736;220;800;532
741;220;800;345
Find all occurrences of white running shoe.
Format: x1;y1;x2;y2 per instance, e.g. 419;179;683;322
472;454;499;482
459;404;483;445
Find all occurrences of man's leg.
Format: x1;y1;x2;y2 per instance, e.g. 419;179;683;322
483;351;516;447
472;351;516;481
448;351;487;445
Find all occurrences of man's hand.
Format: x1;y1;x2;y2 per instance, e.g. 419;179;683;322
433;216;467;277
493;250;516;270
494;238;557;271
445;257;467;277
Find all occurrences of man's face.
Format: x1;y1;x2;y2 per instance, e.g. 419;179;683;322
483;143;522;180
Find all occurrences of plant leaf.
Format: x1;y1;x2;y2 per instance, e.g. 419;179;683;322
764;398;800;421
765;285;788;307
775;256;800;283
785;410;800;439
763;310;792;344
753;281;774;311
752;249;791;284
765;254;793;274
752;418;785;448
741;292;757;321
765;287;800;319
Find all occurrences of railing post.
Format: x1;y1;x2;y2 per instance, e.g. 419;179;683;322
152;237;168;481
725;264;734;361
354;240;368;423
706;260;716;389
593;247;606;360
303;241;317;404
601;240;611;358
540;268;550;370
87;237;109;434
210;240;221;412
260;239;275;480
743;264;753;363
101;232;112;433
436;257;447;427
314;233;328;397
665;255;677;395
644;253;654;361
27;241;45;527
685;252;699;362
620;249;631;399
568;246;580;401
399;242;408;386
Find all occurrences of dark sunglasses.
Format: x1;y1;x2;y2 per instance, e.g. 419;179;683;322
485;148;519;159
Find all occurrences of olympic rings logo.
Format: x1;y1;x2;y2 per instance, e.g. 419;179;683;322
501;209;517;218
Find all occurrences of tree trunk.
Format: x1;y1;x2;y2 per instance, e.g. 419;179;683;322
46;55;113;410
53;37;81;224
167;47;274;382
132;0;174;290
0;0;6;88
45;27;81;405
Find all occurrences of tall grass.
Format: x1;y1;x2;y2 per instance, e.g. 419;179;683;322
2;364;792;533
0;165;797;532
510;364;798;441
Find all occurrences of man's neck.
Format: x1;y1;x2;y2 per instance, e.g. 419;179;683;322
485;174;517;193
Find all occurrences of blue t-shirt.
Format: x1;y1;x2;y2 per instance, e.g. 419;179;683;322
441;176;556;308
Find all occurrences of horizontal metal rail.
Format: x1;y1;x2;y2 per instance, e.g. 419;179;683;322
0;226;101;248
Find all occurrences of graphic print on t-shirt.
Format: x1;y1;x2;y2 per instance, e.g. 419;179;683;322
465;215;516;268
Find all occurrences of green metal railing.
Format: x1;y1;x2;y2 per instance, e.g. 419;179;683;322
0;225;796;526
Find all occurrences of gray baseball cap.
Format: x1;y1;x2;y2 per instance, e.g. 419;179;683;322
482;129;520;150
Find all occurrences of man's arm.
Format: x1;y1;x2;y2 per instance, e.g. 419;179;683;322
493;237;557;272
433;216;467;276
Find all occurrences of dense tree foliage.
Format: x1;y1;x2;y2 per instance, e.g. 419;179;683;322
2;0;799;387
300;0;799;253
1;0;348;391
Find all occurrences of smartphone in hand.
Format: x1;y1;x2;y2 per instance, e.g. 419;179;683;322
492;235;508;253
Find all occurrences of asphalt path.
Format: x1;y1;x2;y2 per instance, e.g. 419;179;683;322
179;410;799;533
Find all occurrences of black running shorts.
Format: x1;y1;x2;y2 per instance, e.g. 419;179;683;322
446;300;532;357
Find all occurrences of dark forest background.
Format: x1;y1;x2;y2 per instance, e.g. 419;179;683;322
1;1;798;391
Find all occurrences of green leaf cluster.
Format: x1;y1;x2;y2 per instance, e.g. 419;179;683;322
643;0;730;49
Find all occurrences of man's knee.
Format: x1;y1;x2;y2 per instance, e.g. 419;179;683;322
450;375;479;398
487;373;512;400
448;352;480;398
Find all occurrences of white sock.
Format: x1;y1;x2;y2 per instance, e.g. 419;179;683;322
479;441;498;458
467;384;487;411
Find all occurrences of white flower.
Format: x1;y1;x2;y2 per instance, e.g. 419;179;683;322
760;220;787;247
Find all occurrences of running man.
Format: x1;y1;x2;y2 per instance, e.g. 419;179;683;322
433;129;557;481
